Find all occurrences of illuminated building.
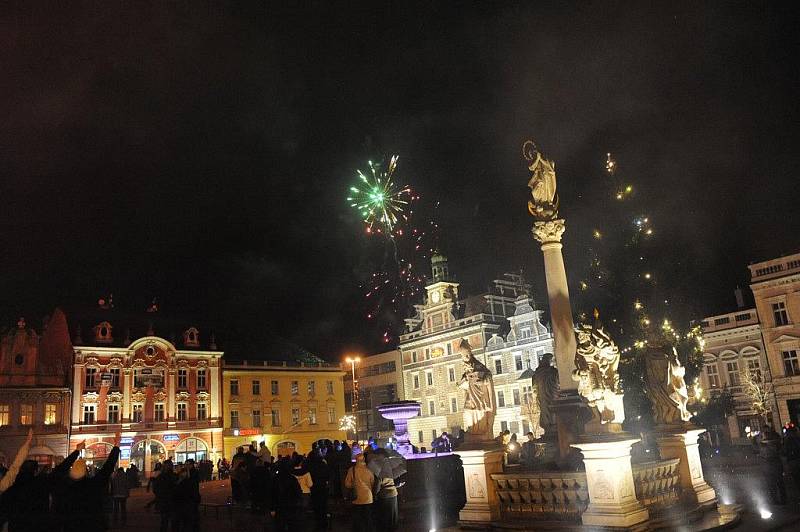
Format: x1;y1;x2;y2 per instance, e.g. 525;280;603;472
700;307;768;442
0;310;72;466
69;308;223;475
222;345;346;457
399;254;545;447
341;349;404;442
749;252;800;427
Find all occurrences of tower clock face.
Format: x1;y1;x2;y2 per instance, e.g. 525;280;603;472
431;291;440;303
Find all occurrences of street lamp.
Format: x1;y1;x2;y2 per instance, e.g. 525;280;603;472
345;356;361;440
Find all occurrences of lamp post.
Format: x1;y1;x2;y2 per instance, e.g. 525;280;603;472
345;356;360;440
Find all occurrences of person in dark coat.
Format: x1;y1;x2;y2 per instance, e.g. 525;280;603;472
153;460;177;532
271;460;302;531
126;463;140;488
760;427;787;505
307;452;331;529
60;434;122;532
172;462;201;532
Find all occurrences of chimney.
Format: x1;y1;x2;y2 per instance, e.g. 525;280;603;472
734;286;745;309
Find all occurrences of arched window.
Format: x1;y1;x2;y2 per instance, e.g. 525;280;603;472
175;437;208;464
94;322;113;344
275;440;296;458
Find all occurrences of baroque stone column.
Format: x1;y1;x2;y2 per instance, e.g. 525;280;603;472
532;219;577;391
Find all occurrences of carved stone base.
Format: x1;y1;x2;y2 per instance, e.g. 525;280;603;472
656;427;716;507
572;437;649;529
551;390;590;467
457;448;504;524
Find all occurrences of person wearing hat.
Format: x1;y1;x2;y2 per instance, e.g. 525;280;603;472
60;432;121;531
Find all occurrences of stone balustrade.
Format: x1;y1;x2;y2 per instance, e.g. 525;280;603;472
491;457;682;523
632;458;682;511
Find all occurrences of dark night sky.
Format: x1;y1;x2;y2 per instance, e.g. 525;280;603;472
1;2;798;359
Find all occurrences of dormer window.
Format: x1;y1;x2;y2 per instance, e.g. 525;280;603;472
183;327;200;347
94;322;113;344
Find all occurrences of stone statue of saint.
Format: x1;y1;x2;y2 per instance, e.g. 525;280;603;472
644;345;691;425
524;140;559;221
458;338;496;439
532;353;559;435
572;317;625;425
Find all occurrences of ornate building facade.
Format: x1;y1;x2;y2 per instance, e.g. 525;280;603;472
700;307;768;442
749;252;800;427
0;309;73;466
399;255;550;448
69;312;223;475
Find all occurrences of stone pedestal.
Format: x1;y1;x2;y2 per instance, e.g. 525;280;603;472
552;390;589;465
457;448;504;525
572;437;649;529
656;427;716;507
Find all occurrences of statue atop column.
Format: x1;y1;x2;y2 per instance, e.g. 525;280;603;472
573;314;625;425
532;353;559;436
458;338;496;440
524;140;559;222
643;343;691;426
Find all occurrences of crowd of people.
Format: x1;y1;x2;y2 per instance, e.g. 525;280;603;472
224;438;402;532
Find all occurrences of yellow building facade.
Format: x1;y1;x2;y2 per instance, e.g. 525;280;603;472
222;359;347;458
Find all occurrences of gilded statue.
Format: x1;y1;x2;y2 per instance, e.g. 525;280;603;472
524;140;559;221
572;316;625;425
643;344;691;425
458;338;496;439
532;353;559;435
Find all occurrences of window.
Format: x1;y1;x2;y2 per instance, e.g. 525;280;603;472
448;366;455;382
291;381;299;395
428;400;436;415
425;348;430;360
432;429;437;440
20;404;33;425
412;351;418;363
515;354;523;371
705;363;720;388
0;404;8;426
447;343;452;356
497;391;506;407
413;374;420;389
177;403;187;421
773;302;789;326
155;403;165;422
714;317;730;326
272;408;281;427
252;409;261;427
746;359;762;382
108;404;120;423
418;430;424;444
783;350;800;376
309;407;317;424
513;388;521;406
231;410;240;428
450;397;458;413
230;379;239;396
327;380;334;395
85;367;97;388
308;381;316;396
494;359;503;375
252;380;261;395
44;403;57;425
197;369;207;389
520;327;532;339
501;420;508;432
726;361;740;386
292;407;300;425
426;371;433;386
178;369;188;389
132;404;143;423
327;406;335;424
110;368;121;388
197;403;207;421
83;404;95;424
735;313;751;322
271;380;279;395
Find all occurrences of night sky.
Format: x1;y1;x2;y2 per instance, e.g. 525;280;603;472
2;3;798;359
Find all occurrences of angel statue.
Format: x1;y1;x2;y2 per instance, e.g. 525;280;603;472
524;140;559;221
572;313;625;425
643;344;691;425
458;338;496;441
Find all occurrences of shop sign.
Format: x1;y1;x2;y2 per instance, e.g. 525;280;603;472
120;437;134;445
163;434;180;442
234;428;260;436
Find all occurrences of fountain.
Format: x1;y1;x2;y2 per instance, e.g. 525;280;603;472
377;400;421;456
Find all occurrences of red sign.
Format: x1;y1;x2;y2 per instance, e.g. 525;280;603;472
235;428;260;436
